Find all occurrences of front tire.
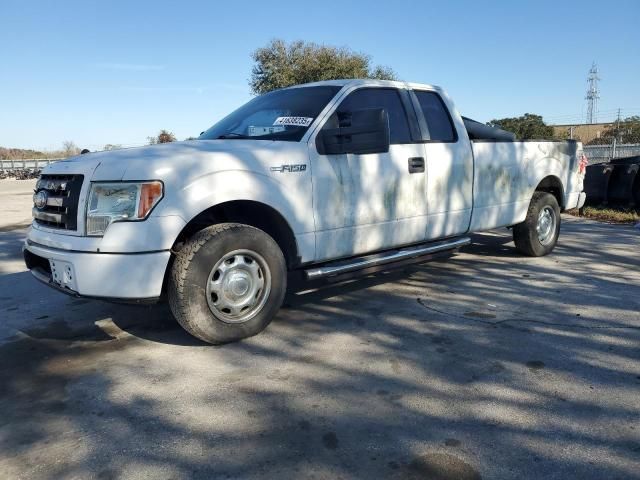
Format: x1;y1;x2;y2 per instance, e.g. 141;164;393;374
513;192;561;257
168;223;287;344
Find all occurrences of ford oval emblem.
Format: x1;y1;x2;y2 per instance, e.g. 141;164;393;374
33;190;48;209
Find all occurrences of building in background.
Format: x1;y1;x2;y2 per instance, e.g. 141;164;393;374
552;122;613;143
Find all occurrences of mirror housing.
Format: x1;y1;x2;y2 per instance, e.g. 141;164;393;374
317;108;390;155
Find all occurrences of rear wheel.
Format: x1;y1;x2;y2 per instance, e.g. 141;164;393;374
513;192;561;257
168;223;287;344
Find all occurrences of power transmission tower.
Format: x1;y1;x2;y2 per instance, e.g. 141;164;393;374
585;62;600;124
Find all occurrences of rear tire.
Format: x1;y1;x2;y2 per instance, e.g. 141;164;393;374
168;223;287;344
513;192;561;257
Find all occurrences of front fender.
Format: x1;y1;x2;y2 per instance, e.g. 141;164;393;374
162;169;314;238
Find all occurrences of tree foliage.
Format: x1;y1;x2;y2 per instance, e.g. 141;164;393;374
147;129;177;145
157;130;176;143
62;140;80;157
0;143;81;160
0;147;48;160
103;144;122;151
249;39;398;95
487;114;555;140
587;116;640;145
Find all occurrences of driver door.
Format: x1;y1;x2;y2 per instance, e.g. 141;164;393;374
309;87;428;261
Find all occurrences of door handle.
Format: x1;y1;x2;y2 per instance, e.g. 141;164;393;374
408;157;425;173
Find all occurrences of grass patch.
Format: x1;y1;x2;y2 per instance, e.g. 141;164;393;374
566;206;640;224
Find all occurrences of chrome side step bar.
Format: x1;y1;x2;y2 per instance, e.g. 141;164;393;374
304;237;471;280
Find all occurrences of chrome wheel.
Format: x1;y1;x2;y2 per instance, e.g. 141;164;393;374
536;206;556;246
205;249;271;324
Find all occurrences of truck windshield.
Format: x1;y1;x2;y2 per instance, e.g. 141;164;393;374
199;86;341;142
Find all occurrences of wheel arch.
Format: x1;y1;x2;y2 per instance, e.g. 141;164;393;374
172;200;299;268
534;175;565;210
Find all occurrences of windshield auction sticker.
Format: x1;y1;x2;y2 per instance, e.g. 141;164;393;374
273;116;314;127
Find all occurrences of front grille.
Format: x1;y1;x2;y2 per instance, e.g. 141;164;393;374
33;174;84;230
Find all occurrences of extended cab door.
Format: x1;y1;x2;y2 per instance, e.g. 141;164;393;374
411;89;474;240
309;87;428;261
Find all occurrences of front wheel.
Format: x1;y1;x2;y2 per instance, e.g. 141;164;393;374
168;223;287;344
513;192;561;257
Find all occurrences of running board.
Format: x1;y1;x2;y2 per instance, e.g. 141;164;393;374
304;237;471;280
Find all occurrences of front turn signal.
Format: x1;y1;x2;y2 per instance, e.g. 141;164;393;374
138;181;164;217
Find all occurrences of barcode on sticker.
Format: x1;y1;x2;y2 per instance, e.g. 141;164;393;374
273;116;314;127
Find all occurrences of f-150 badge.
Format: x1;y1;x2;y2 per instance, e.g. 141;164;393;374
270;164;307;173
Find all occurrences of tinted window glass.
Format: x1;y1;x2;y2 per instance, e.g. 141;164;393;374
200;86;340;142
414;91;456;142
336;88;412;144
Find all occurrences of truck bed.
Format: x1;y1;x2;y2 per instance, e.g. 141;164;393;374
469;139;583;231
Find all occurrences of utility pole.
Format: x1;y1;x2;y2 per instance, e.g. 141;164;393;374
585;62;600;124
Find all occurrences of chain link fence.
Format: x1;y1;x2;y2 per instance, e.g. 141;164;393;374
0;158;62;172
2;143;639;173
583;144;640;164
0;159;63;180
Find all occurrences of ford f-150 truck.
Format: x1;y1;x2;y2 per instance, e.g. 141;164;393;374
24;79;587;343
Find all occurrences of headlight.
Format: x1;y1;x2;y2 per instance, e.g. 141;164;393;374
86;181;163;236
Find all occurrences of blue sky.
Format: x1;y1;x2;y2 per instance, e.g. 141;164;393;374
1;0;639;151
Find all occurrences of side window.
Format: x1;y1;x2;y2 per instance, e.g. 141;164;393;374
336;88;412;145
413;91;456;142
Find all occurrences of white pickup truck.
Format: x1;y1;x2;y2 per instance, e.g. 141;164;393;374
24;79;586;343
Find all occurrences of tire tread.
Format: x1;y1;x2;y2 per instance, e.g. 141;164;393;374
513;192;560;257
168;223;259;342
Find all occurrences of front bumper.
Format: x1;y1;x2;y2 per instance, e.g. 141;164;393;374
23;240;171;301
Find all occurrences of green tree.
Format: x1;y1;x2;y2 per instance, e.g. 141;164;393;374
249;39;398;95
487;114;555;140
587;116;640;145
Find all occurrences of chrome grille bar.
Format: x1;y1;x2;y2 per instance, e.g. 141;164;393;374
32;208;65;224
32;174;84;230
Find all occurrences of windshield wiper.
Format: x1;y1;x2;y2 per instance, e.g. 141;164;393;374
217;132;249;139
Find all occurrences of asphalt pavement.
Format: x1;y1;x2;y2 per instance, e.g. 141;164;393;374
1;178;639;480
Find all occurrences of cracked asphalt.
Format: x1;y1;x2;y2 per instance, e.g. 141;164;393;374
1;179;639;479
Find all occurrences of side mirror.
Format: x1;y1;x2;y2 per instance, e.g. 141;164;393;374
317;108;390;155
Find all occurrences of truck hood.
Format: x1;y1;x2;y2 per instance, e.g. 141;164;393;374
44;140;303;182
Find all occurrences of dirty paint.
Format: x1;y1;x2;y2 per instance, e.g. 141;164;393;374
470;141;581;231
312;144;428;260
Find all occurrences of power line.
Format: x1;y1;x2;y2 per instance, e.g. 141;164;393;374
545;108;640;125
585;62;600;124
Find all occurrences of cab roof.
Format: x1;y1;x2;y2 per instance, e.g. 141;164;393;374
284;78;441;92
